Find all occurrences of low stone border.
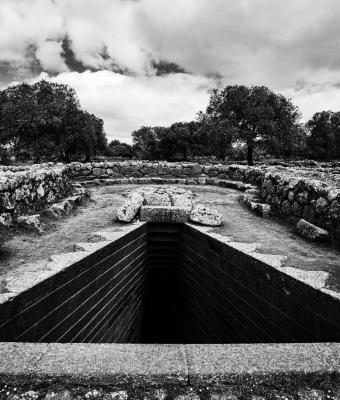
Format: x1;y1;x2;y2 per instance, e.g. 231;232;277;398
67;161;340;240
0;343;339;398
0;183;89;233
2;160;339;240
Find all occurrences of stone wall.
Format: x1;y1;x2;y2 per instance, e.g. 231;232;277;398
67;161;340;240
0;164;71;222
261;173;340;237
1;161;339;240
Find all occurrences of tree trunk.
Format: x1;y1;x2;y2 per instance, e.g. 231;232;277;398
247;140;254;166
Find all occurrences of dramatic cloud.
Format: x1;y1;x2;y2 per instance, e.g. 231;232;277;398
29;70;215;143
1;0;340;141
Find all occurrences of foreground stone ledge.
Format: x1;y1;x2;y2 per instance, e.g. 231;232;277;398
0;343;188;386
0;343;339;388
67;160;340;240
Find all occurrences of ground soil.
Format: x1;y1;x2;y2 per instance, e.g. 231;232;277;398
0;184;339;290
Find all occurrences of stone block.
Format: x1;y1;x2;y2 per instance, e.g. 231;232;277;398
17;214;42;233
254;203;271;217
140;206;190;223
116;193;144;222
0;212;13;227
144;192;171;206
296;219;329;241
190;203;222;226
315;197;328;215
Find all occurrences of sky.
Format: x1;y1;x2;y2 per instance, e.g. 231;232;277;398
1;0;340;143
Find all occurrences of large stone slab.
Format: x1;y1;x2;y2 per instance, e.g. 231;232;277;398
140;206;190;223
0;343;188;386
296;219;329;241
116;193;144;222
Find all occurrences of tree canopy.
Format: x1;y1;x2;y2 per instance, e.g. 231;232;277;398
0;80;107;162
2;80;339;164
107;139;133;158
131;85;305;164
203;85;301;165
306;111;340;160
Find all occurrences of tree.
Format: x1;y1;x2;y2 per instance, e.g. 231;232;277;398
0;80;107;162
158;122;193;161
196;111;235;160
107;139;133;158
62;111;107;162
204;85;301;165
331;112;340;159
306;111;340;160
132;126;161;160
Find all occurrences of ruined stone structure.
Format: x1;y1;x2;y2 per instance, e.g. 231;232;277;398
116;186;222;226
67;161;340;240
0;161;339;398
0;221;339;398
1;161;339;239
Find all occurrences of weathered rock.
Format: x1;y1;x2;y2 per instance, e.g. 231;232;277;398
288;191;295;202
315;197;328;215
21;390;39;399
254;203;271;217
71;183;89;196
37;183;45;197
297;190;310;205
103;391;128;400
116;193;144;222
140;206;190;223
296;219;329;241
330;200;340;221
297;389;325;400
190;203;222;226
65;195;84;207
144;191;171;206
302;202;316;223
292;201;302;217
281;200;291;215
0;212;12;227
175;393;200;400
49;200;73;216
44;390;72;400
85;389;102;399
171;193;194;208
17;214;42;233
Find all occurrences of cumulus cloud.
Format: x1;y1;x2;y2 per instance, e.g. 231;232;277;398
35;40;68;73
1;0;340;140
28;70;214;143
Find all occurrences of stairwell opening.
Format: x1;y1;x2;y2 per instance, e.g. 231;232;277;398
0;222;339;343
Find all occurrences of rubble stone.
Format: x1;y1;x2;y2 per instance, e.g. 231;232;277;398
17;214;42;233
190;203;222;226
296;219;329;241
116;193;144;222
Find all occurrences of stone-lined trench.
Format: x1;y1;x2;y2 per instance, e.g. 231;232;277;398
0;222;339;344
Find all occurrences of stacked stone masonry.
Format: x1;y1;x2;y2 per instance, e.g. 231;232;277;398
0;161;339;240
0;163;71;220
67;161;340;240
